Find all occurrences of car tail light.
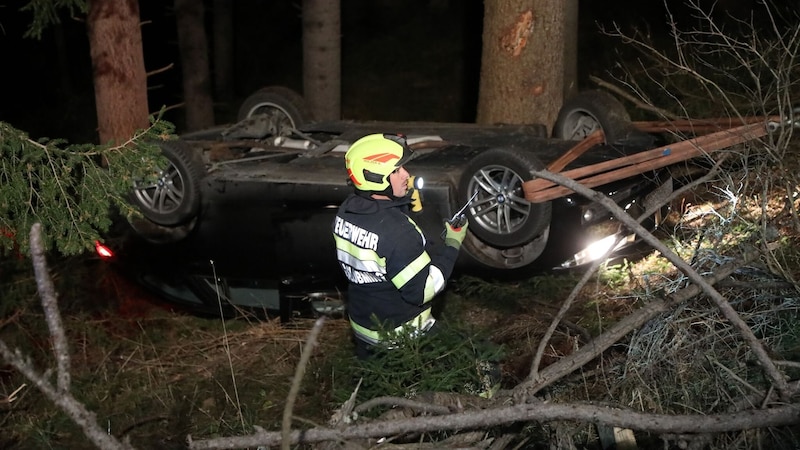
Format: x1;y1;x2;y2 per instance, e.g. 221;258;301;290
95;241;114;260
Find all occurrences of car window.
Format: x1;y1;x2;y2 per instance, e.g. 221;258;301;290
141;273;204;305
201;278;282;309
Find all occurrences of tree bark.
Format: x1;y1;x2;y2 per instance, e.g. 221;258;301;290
562;0;579;99
175;0;215;131
477;0;565;133
302;0;340;121
87;0;149;145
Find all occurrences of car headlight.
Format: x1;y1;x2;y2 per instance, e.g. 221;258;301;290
561;233;636;268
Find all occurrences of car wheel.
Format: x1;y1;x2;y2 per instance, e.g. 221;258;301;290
552;90;638;144
459;148;552;248
131;140;204;226
236;86;314;132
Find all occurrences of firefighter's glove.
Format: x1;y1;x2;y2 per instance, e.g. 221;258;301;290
444;219;468;250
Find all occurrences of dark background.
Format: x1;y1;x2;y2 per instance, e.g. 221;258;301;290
0;1;746;143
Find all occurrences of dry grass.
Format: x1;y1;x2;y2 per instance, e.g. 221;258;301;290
3;149;800;448
0;269;353;448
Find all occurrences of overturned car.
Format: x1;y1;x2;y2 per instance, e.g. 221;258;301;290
124;87;671;278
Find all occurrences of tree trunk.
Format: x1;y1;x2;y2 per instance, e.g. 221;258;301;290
212;0;234;110
175;0;215;131
87;0;149;145
476;0;565;134
562;0;579;100
302;0;340;121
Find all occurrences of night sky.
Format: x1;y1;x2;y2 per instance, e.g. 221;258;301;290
0;1;763;144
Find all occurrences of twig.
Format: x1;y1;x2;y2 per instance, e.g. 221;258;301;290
117;415;170;439
773;360;800;369
211;260;245;431
282;317;326;450
146;63;174;77
707;355;764;397
1;383;26;404
530;251;610;377
589;75;680;120
354;396;451;415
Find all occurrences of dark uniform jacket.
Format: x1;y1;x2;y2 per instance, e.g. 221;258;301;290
332;193;459;344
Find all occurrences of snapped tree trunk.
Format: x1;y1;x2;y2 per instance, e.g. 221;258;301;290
302;0;340;121
87;0;149;145
477;0;568;133
175;0;215;131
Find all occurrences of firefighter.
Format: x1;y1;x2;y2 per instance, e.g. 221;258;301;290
332;133;468;358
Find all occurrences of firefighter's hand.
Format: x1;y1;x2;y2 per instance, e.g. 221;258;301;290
444;219;469;250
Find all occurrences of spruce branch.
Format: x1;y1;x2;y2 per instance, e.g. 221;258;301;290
0;116;173;256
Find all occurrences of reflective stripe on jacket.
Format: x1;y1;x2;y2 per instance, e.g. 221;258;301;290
332;193;458;344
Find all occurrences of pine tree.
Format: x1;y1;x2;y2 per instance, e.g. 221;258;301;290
0;117;173;256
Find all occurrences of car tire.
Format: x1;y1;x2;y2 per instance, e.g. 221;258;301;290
236;86;314;129
131;140;204;226
553;90;649;145
459;148;552;248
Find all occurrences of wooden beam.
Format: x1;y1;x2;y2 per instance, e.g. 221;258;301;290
546;130;605;172
632;116;769;134
525;120;770;203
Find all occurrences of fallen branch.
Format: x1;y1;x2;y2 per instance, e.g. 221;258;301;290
515;242;763;397
282;316;326;450
30;223;71;392
520;166;791;399
528;160;723;383
186;401;800;449
0;223;134;450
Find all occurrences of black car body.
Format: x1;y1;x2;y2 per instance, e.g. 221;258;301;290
103;87;673;318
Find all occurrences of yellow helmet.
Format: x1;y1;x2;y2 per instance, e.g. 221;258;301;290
345;134;413;192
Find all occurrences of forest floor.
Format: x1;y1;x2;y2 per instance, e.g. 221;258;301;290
3;175;800;449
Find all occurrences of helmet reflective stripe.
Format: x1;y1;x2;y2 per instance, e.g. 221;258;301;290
345;133;413;192
334;237;386;273
364;152;401;163
350;308;434;344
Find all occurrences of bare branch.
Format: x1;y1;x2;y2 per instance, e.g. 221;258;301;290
187;401;800;449
282;317;326;450
0;223;134;450
589;75;680;119
29;222;70;391
516;239;764;397
521;166;791;399
354;396;451;416
528;161;724;384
